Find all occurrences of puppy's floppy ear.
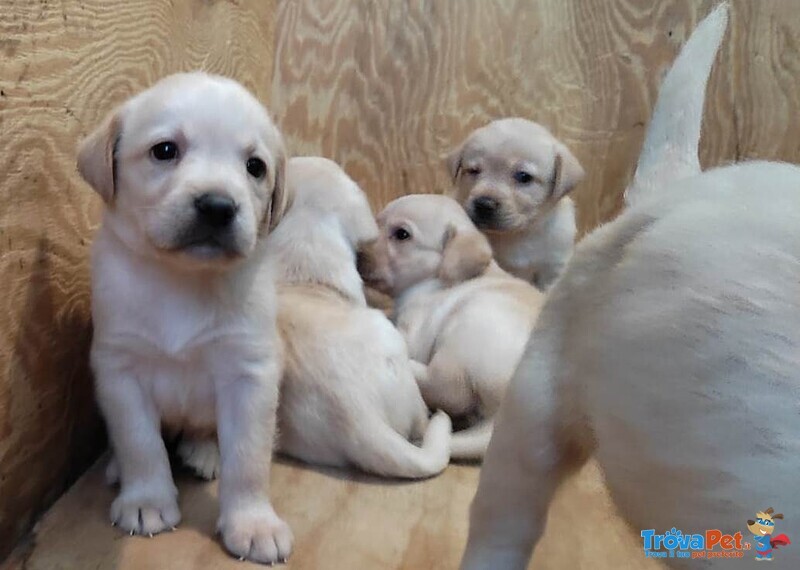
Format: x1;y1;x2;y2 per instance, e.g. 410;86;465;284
445;142;464;183
550;142;585;200
267;143;292;231
438;224;492;285
77;111;122;204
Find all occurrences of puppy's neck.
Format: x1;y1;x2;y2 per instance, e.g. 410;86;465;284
269;212;366;306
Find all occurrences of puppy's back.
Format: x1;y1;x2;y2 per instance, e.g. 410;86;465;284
567;162;800;552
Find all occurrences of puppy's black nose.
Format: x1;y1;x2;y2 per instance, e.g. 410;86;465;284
194;193;237;228
472;196;498;220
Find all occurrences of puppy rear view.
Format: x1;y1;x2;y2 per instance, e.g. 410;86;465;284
79;73;293;564
272;157;452;478
462;5;800;569
446;119;584;290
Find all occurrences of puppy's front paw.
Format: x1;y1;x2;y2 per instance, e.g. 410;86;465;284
177;437;220;480
111;488;181;536
218;504;293;564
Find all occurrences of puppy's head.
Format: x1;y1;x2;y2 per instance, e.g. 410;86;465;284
78;72;289;269
286;156;379;248
446;118;584;233
358;194;492;297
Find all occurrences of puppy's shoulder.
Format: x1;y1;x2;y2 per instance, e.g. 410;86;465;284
90;225;155;299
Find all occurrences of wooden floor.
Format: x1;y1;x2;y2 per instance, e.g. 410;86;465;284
14;456;664;570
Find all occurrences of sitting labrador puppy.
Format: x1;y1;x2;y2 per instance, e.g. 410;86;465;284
272;157;452;478
462;5;800;569
78;73;294;564
446;118;584;291
359;194;545;460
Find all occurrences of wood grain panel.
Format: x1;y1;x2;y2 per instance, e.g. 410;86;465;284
272;0;800;232
0;0;278;559
19;458;665;570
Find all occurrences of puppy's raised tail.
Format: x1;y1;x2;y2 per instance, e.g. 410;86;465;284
449;419;494;461
624;3;729;207
348;410;452;479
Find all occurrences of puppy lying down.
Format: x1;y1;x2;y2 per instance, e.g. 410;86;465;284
79;73;293;564
446;118;584;291
462;5;800;569
271;157;452;478
360;195;545;460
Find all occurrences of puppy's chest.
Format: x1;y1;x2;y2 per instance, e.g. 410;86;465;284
98;272;266;358
96;277;271;426
138;355;217;431
124;293;225;356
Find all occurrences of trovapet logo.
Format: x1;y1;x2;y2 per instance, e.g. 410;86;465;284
641;507;792;562
640;528;749;560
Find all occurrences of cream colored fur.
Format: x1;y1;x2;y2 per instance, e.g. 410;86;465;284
79;72;293;565
360;195;545;460
462;5;800;569
446;119;584;291
271;157;452;478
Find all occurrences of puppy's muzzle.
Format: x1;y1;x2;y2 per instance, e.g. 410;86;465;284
172;192;242;259
470;196;499;227
194;193;238;228
356;242;391;294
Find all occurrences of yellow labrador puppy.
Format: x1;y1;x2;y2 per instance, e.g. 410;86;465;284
78;73;294;564
359;195;545;460
271;157;452;478
446;118;584;291
463;5;800;569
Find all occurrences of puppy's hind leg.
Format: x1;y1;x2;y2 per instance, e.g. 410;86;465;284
416;351;475;417
460;321;593;570
178;436;221;481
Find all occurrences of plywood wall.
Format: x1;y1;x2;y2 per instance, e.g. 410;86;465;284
2;0;799;560
274;0;800;230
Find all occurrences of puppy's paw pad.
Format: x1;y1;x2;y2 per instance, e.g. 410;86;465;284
218;505;293;564
111;494;181;536
177;438;220;481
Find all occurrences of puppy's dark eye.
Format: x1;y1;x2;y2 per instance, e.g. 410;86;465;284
513;171;534;184
465;167;481;176
246;157;267;178
151;141;179;161
392;227;411;241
